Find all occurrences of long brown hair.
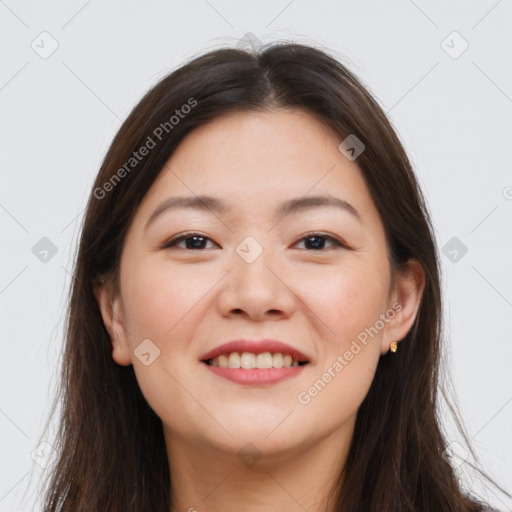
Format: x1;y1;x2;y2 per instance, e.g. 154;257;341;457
37;41;509;511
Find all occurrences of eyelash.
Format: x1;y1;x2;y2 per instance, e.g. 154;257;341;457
161;232;348;251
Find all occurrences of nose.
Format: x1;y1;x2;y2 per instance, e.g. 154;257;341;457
216;249;296;321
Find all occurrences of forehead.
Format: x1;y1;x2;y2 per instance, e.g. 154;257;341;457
135;109;381;228
166;109;349;185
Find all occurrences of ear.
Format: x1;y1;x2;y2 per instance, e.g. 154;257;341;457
381;259;426;354
93;276;132;366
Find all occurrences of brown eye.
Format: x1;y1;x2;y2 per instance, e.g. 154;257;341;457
294;233;346;251
162;233;217;250
162;232;347;251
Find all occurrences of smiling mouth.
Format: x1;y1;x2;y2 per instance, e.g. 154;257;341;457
203;351;310;369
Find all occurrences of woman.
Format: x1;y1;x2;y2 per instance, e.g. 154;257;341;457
39;41;509;511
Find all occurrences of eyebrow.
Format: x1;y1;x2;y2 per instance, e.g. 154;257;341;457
144;194;362;231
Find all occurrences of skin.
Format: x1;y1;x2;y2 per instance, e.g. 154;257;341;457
96;109;425;512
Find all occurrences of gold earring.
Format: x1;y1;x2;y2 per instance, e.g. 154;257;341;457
390;341;398;353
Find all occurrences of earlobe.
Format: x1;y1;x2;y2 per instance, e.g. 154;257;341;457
382;259;426;354
93;277;132;366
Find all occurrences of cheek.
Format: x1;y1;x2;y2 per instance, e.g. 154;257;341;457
296;266;386;427
303;261;389;343
120;260;210;428
121;258;209;342
296;345;379;438
305;265;387;416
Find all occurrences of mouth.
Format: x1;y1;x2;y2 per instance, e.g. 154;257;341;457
200;339;311;385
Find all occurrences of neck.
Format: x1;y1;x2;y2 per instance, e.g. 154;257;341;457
165;418;354;512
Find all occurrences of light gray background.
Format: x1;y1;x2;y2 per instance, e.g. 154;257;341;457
1;1;511;511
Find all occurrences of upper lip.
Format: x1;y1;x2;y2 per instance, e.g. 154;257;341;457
200;339;311;363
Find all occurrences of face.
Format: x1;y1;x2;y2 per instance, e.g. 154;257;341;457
97;109;423;461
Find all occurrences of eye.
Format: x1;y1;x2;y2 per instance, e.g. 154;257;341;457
161;232;218;250
162;232;347;251
294;232;347;251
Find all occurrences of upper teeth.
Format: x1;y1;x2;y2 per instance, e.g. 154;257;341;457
208;352;300;369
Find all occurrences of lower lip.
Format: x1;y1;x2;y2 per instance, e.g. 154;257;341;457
202;363;307;385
